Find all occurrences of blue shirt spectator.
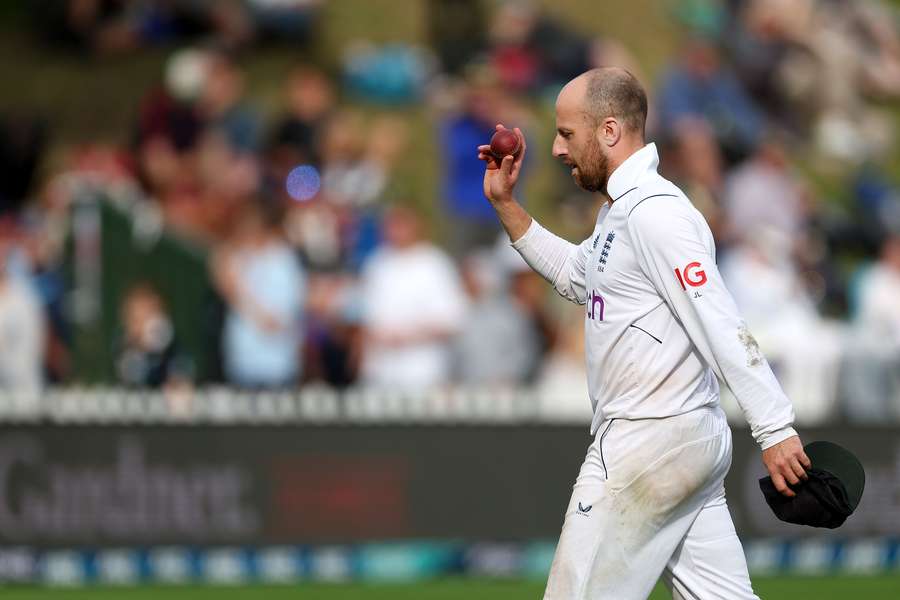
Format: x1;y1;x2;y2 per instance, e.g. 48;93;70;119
440;113;498;223
657;38;765;162
213;204;305;388
438;75;531;255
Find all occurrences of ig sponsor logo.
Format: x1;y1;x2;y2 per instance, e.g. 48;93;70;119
674;261;707;290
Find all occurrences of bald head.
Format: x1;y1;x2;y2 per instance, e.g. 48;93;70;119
567;67;648;138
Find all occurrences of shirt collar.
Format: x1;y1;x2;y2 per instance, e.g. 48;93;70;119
606;143;659;202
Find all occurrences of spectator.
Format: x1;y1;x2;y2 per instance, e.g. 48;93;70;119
453;250;539;385
722;137;808;244
0;223;44;397
841;235;900;422
656;36;765;163
487;0;589;93
284;200;344;271
359;206;467;388
24;178;79;383
316;109;368;206
663;118;726;241
136;48;208;153
212;201;305;388
492;235;558;381
116;283;192;388
33;0;255;54
851;165;900;250
438;67;531;254
319;110;403;208
286;111;409;271
721;136;846;309
199;50;262;155
345;115;410;267
428;0;487;76
508;264;557;381
723;0;812;130
194;130;262;236
303;272;361;387
535;308;591;422
135;48;264;239
135;49;208;235
485;0;647;96
284;112;406;271
269;65;335;169
247;0;322;45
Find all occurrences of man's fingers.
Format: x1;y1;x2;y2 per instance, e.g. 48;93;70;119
782;465;800;486
512;128;526;164
514;127;527;153
496;123;505;131
799;449;812;470
510;158;522;180
477;144;492;153
477;151;500;168
771;472;795;498
790;456;809;481
499;154;514;176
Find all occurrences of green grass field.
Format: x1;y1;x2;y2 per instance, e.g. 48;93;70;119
2;577;898;599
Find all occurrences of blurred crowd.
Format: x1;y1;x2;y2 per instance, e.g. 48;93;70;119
0;0;899;425
32;0;322;53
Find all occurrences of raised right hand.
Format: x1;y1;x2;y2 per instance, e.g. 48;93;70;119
477;124;527;205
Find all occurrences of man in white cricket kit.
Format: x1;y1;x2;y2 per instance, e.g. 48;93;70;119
477;68;812;599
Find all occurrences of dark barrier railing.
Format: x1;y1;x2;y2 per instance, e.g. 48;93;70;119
0;413;894;546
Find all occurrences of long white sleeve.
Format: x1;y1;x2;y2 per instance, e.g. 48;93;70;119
628;200;797;449
511;219;593;305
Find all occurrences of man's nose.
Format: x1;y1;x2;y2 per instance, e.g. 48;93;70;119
552;135;566;158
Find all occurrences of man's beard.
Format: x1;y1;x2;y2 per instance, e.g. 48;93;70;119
572;137;608;193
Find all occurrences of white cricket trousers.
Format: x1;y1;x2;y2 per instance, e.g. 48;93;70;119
543;405;759;600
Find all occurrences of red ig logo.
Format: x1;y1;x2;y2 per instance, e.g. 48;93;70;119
674;261;707;290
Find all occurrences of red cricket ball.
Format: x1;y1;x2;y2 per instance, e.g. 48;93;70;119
490;128;521;160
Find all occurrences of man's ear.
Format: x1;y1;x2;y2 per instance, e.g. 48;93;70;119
599;117;621;147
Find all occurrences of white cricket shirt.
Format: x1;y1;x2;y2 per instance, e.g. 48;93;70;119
513;143;797;449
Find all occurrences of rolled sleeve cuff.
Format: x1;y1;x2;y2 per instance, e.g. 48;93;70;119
758;426;798;450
